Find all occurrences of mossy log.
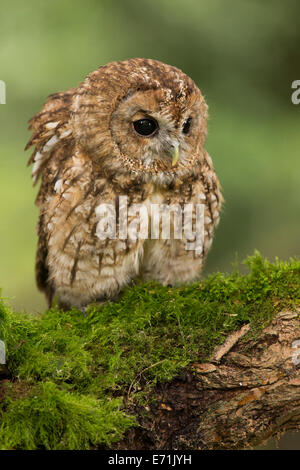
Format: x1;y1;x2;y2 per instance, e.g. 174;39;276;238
117;310;300;449
0;253;299;450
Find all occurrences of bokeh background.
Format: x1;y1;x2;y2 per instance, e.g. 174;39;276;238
0;0;299;448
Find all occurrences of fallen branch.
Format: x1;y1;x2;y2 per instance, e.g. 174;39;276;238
1;254;299;450
115;310;300;450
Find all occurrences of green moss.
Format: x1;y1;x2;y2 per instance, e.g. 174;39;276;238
0;382;133;450
0;252;299;449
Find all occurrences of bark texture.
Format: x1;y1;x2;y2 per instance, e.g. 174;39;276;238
116;310;300;449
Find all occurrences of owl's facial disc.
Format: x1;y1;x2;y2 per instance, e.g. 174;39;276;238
110;88;205;176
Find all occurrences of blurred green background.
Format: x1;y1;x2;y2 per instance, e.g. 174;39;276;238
0;0;299;450
0;0;299;312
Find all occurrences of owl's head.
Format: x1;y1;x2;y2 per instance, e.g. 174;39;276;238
72;58;208;184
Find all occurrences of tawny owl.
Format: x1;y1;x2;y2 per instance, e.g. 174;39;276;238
26;58;223;310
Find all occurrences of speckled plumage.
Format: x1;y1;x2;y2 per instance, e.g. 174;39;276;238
26;58;223;309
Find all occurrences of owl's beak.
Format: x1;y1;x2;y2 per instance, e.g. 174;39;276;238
171;143;179;167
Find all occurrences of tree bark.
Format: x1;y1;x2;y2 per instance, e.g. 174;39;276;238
115;310;300;450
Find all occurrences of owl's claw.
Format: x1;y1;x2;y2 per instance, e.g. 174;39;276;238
80;306;88;317
80;300;106;316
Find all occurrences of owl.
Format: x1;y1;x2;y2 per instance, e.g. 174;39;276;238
26;58;223;310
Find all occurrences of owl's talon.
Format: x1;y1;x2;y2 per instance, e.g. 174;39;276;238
80;306;87;317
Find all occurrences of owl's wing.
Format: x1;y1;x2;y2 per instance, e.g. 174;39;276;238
26;90;75;304
35;211;53;305
25;89;75;184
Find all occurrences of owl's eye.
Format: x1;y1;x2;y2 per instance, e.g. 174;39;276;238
133;118;158;137
182;117;192;134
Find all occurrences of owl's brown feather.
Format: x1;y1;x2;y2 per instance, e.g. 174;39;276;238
26;90;75;302
26;59;223;309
